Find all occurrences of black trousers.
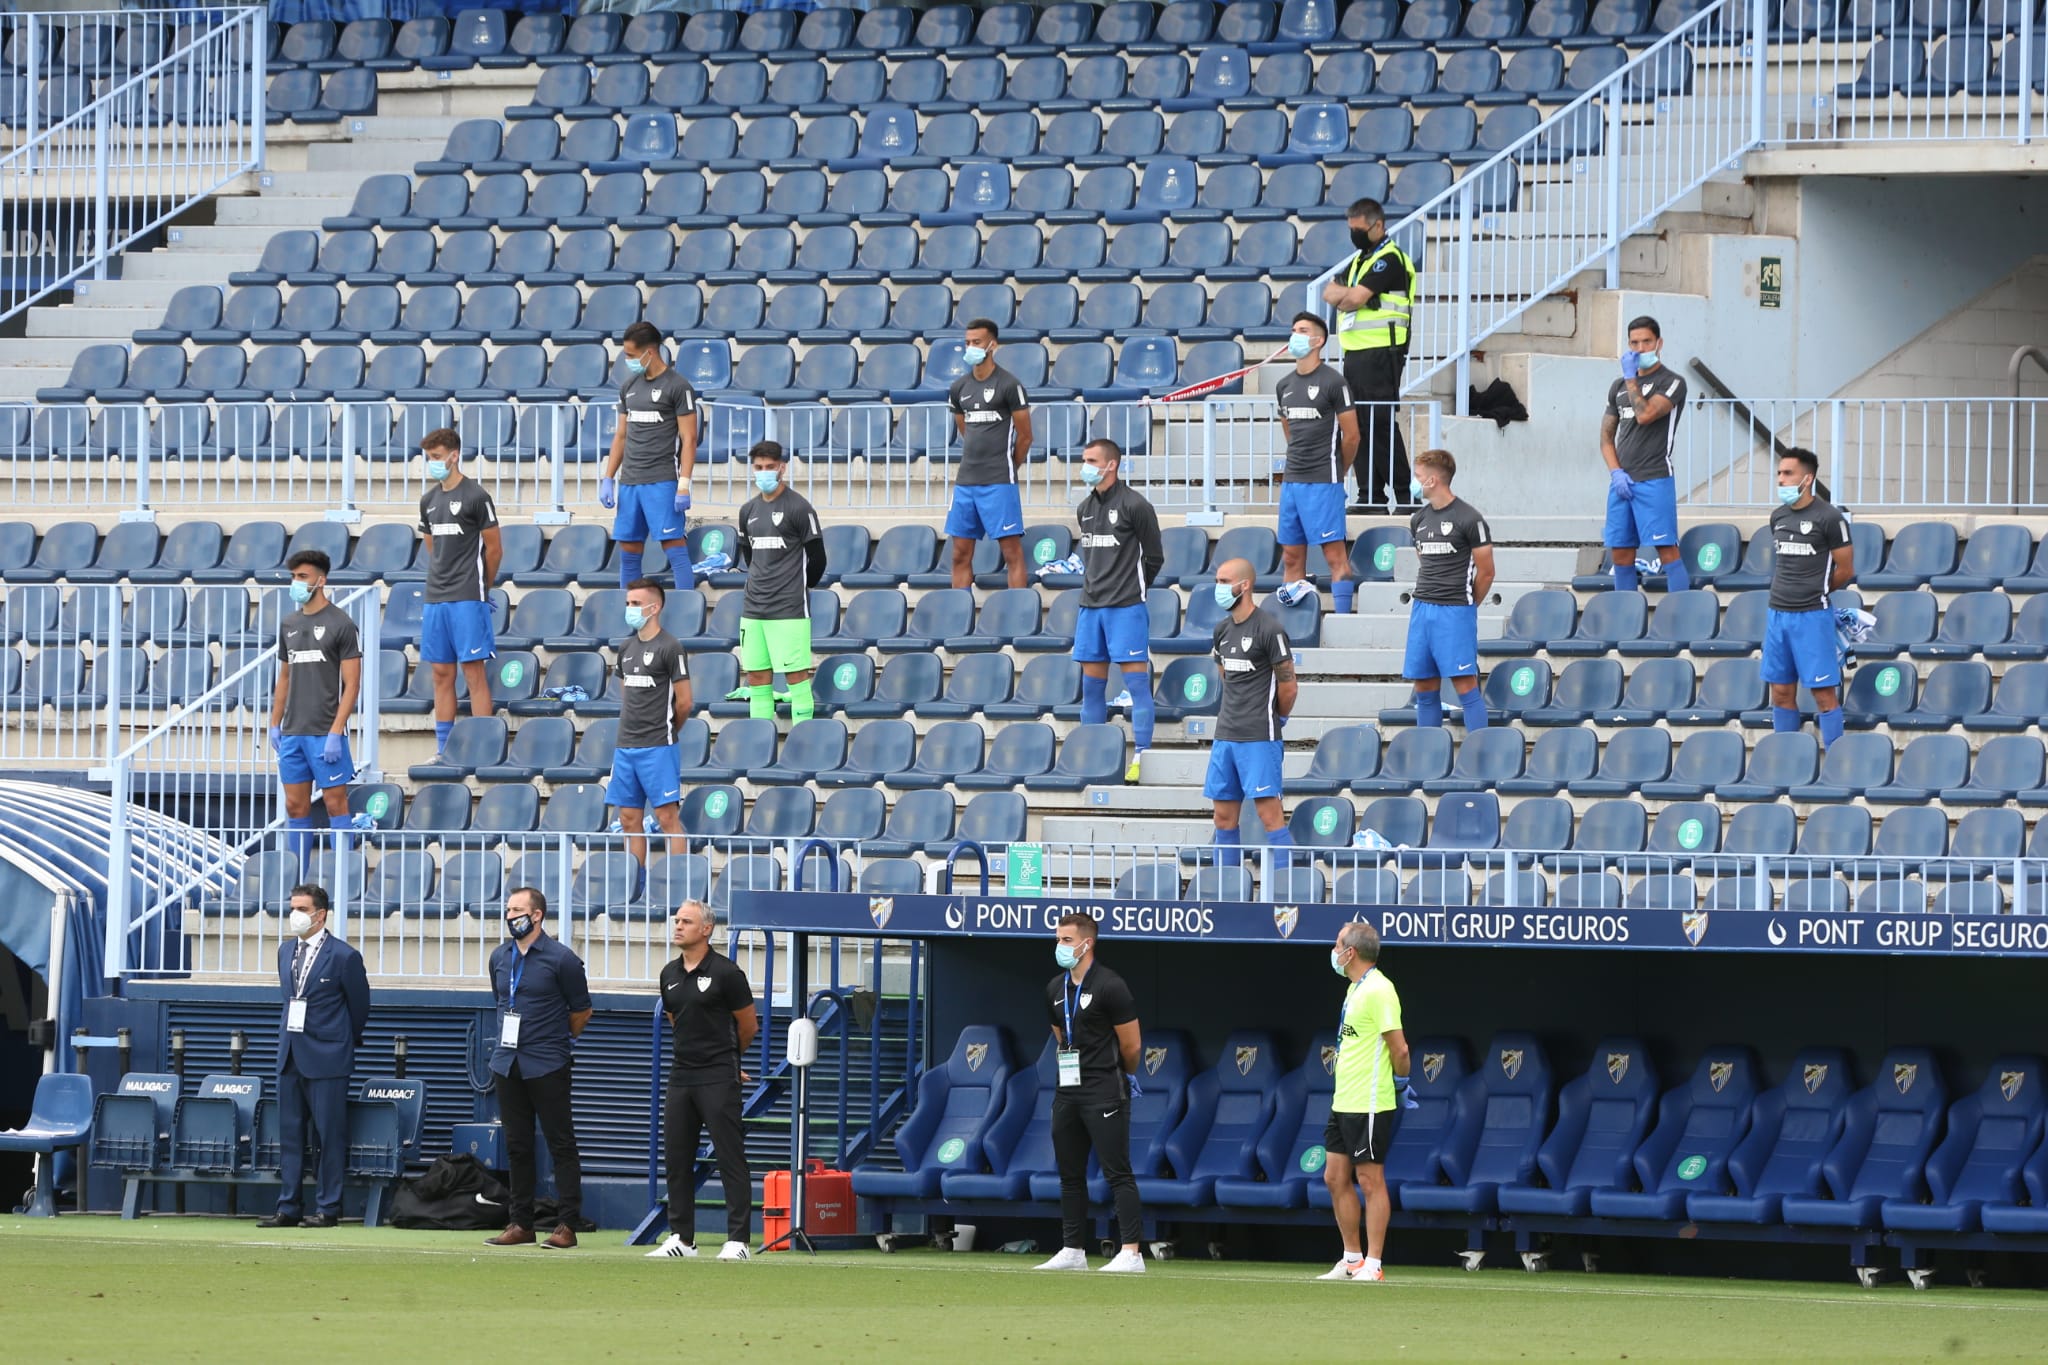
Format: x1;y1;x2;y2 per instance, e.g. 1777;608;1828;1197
1343;346;1411;510
496;1060;581;1229
665;1077;752;1242
1051;1092;1142;1250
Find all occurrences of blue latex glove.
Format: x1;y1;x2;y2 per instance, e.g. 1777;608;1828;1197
1399;1077;1419;1110
1277;713;1288;730
674;487;692;516
1609;468;1634;501
1126;1073;1144;1098
267;725;283;750
598;477;617;509
321;733;344;764
1620;350;1640;381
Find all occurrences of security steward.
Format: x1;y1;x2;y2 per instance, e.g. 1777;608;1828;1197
646;899;760;1262
1034;913;1148;1275
484;886;592;1250
1319;197;1416;514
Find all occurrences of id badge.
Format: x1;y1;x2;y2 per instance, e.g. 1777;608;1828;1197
500;1012;522;1049
286;999;307;1033
1057;1049;1082;1088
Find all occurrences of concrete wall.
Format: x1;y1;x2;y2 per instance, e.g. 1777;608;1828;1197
1837;258;2048;401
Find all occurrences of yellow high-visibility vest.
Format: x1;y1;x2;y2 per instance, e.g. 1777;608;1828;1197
1336;237;1415;352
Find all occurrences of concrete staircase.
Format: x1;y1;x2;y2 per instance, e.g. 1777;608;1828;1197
0;115;469;403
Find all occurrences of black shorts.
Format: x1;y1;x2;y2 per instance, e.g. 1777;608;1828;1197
1325;1109;1399;1166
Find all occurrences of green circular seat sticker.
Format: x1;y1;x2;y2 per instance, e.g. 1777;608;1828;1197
366;791;390;819
1373;543;1396;573
1511;666;1536;696
1678;818;1704;850
702;529;725;554
1184;673;1209;702
1676;1155;1707;1181
1696;543;1722;572
500;659;523;686
1033;538;1056;565
1298;1145;1327;1174
833;662;858;691
1313;806;1339;836
705;790;730;819
1875;667;1901;697
936;1137;966;1165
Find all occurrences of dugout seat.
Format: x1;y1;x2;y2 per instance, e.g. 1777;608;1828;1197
0;1072;95;1216
1884;1056;2046;1234
1781;1049;1947;1232
1309;1037;1471;1211
853;1026;1014;1201
1215;1030;1341;1210
1688;1048;1857;1225
1399;1033;1552;1217
1588;1048;1762;1220
169;1073;260;1174
1139;1030;1281;1206
942;1036;1062;1201
1497;1039;1660;1216
1017;1029;1200;1205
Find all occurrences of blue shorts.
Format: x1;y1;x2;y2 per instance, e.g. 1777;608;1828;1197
419;600;496;665
1073;603;1152;665
608;744;681;812
1762;607;1840;689
1603;475;1679;549
945;483;1024;542
613;479;687;545
1403;600;1479;681
1204;739;1284;802
1277;481;1348;547
276;733;356;791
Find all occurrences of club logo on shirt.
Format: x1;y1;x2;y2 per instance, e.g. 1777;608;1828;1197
772;512;784;525
1306;385;1319;399
643;652;653;664
1607;1053;1631;1084
696;977;712;993
964;1042;988;1071
1078;993;1093;1009
1422;1053;1445;1084
1440;521;1452;535
983;388;995;402
1143;1046;1168;1075
1234;1045;1259;1076
1894;1062;1919;1095
1107;509;1119;525
1682;910;1710;948
1319;1045;1338;1074
2002;1070;2026;1103
449;502;461;514
868;896;894;930
312;626;326;640
1804;1062;1830;1093
1272;905;1298;938
1800;521;1813;534
1499;1048;1525;1080
1240;636;1252;651
1709;1061;1734;1092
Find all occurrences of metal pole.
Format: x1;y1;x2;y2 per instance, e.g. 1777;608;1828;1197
540;404;570;525
2020;0;2035;147
104;588;125;767
130;407;154;522
336;406;360;522
250;10;267;172
24;16;38;159
1603;95;1622;292
92;102;111;282
1749;0;1769;146
1456;184;1475;414
104;759;132;980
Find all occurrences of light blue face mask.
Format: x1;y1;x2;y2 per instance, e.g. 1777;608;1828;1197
289;580;315;605
1214;582;1239;609
963;346;988;368
1287;332;1314;359
425;460;450;481
1330;949;1350;977
1079;463;1104;487
624;604;648;630
754;469;781;494
1054;942;1081;970
1638;351;1661;371
1410;478;1427;502
1777;483;1802;506
624;355;647;376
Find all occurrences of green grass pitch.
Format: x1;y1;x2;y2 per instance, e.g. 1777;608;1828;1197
5;1217;2043;1362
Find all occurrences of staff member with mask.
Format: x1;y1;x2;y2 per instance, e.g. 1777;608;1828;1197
946;318;1034;590
599;321;701;593
1035;913;1148;1275
1318;922;1413;1283
259;883;369;1229
1206;557;1298;870
484;886;592;1250
1320;197;1415;514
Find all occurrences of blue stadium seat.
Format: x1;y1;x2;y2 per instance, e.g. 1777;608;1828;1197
1886;1056;2047;1236
1585;1049;1764;1220
1789;730;1894;802
1523;658;1621;725
1211;1030;1341;1210
1941;735;2045;808
861;789;955;860
816;719;918;788
987;654;1082;720
883;721;985;792
1024;723;1126;793
1286;724;1380;795
1480;589;1576;657
1686;1048;1855;1227
1568;727;1671;796
1498;1039;1660;1216
1138;1030;1282;1206
1777;1049;1947;1232
1399;1034;1553;1217
1717;731;1820;802
1494;731;1596;799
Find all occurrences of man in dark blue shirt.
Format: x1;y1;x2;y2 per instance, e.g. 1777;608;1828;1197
483;886;592;1250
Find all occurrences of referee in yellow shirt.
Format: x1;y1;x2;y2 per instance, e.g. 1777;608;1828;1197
1318;922;1413;1282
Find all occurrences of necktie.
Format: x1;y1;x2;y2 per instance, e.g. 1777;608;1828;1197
292;940;309;997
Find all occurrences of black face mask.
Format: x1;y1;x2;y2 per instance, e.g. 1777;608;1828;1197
506;915;534;940
1351;226;1379;251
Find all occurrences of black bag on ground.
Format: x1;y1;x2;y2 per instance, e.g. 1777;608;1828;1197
390;1154;511;1230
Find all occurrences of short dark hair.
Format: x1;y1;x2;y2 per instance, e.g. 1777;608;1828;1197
1291;311;1327;338
1782;447;1820;477
748;439;787;464
623;321;661;349
1626;315;1662;339
286;550;331;576
1056;912;1099;940
1084;437;1121;465
421;428;460;455
1347;197;1385;223
507;886;547;917
290;883;330;912
625;576;666;604
965;318;1000;341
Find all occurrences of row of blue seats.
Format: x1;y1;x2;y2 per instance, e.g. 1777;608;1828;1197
857;1026;2048;1252
1578;522;2048;598
1839;30;2047;96
260;67;375;124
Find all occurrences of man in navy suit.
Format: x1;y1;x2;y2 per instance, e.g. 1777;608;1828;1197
260;883;371;1228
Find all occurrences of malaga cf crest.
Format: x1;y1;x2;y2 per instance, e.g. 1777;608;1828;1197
1709;1061;1734;1093
1235;1046;1259;1076
965;1043;988;1071
1804;1063;1829;1094
1272;905;1299;938
868;896;894;930
1607;1053;1631;1084
1422;1053;1445;1084
1499;1049;1524;1080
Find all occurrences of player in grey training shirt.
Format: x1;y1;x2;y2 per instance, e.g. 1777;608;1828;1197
1763;447;1855;750
735;441;828;725
1403;449;1496;731
600;321;701;593
417;429;503;760
1272;313;1363;614
1203;556;1299;871
1600;315;1691;594
610;577;694;867
1072;438;1166;784
269;548;362;869
945;319;1035;590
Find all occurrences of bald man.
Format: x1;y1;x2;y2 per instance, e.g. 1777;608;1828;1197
1205;557;1298;868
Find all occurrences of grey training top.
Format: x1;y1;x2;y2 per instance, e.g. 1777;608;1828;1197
1273;363;1354;484
418;478;499;604
949;363;1029;487
278;602;361;736
737;488;823;621
617;369;699;486
1769;496;1851;613
1409;495;1491;607
1076;478;1164;610
1605;368;1688;484
1212;603;1293;744
614;628;689;749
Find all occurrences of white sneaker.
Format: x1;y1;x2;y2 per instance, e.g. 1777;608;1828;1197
645;1234;698;1259
1111;690;1133;709
1099;1248;1146;1274
716;1240;751;1261
1316;1258;1363;1281
1275;580;1315;606
1033;1247;1088;1271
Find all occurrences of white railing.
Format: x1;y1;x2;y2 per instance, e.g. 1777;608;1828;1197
1676;395;2048;510
0;396;1444;523
0;7;266;325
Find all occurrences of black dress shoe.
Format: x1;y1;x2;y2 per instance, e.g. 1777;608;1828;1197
302;1214;339;1228
256;1214;301;1228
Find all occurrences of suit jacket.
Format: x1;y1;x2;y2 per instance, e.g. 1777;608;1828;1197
277;934;371;1080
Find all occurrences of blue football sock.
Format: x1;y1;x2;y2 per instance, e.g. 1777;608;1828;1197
1127;669;1155;750
1266;824;1294;870
434;720;453;751
1416;690;1444;728
329;814;353;852
1664;557;1690;594
1817;706;1846;748
1080;673;1108;726
287;815;314;869
664;543;695;591
1459;688;1489;731
1333;579;1355;615
1772;706;1801;733
619;549;643;591
1213;825;1242;869
1613;562;1639;592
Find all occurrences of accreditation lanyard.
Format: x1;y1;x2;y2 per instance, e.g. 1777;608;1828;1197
1058;966;1091;1088
1336;967;1374;1055
502;947;528;1049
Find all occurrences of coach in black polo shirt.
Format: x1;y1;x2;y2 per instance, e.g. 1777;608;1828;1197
646;899;760;1262
483;886;592;1251
1035;912;1148;1275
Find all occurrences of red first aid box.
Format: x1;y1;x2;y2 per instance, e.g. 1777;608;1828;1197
762;1160;858;1249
